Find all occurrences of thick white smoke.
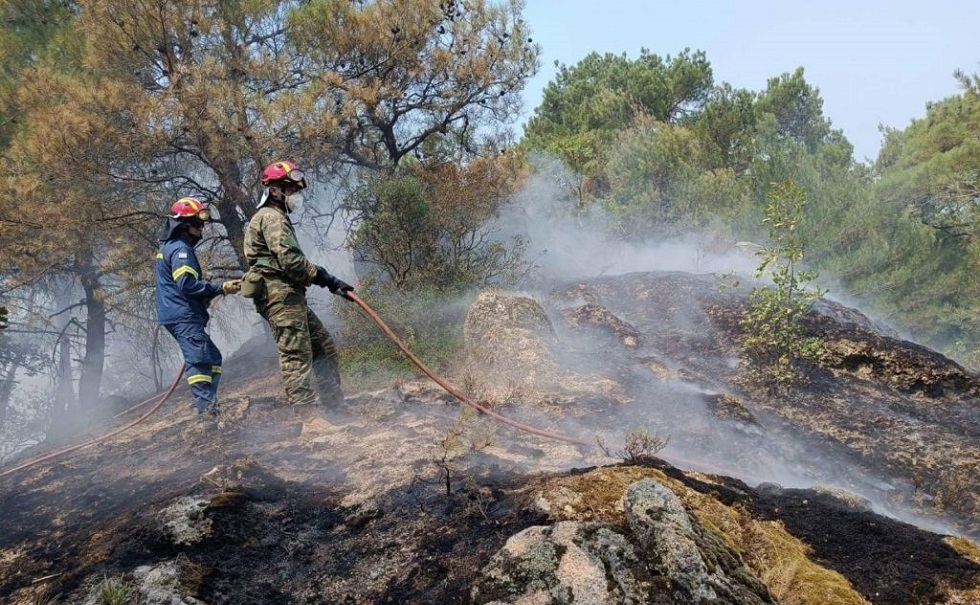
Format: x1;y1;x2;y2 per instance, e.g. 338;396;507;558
492;153;760;281
476;152;965;537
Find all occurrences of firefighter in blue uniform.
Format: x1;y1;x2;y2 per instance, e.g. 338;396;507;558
155;198;241;418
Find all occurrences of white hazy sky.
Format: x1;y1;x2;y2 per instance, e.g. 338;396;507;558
518;0;980;162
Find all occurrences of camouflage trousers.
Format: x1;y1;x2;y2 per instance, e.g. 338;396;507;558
255;280;342;407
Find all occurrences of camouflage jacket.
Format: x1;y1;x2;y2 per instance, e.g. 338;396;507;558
243;206;317;288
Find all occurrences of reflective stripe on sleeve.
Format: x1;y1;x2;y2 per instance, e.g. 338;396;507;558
172;265;200;281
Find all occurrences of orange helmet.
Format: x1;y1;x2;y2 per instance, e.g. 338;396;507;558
260;160;307;189
170;197;210;223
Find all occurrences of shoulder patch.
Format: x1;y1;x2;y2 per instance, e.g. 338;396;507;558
177;251;189;259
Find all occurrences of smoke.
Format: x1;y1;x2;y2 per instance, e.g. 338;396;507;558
459;152;971;538
492;153;760;282
812;273;912;341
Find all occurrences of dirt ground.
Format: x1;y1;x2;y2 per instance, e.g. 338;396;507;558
2;271;980;604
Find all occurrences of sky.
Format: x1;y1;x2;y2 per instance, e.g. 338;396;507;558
518;0;980;162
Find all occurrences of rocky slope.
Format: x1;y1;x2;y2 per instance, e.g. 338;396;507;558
1;271;978;605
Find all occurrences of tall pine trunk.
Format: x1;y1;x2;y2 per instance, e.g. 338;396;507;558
47;332;77;440
0;350;23;430
48;286;79;439
77;259;106;407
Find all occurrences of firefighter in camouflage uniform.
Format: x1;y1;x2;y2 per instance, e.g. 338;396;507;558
242;160;353;409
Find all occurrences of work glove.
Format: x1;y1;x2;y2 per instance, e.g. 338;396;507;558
312;266;331;288
326;277;354;297
221;279;242;295
313;266;354;297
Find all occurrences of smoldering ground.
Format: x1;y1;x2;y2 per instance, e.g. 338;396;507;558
6;268;978;604
465;153;978;539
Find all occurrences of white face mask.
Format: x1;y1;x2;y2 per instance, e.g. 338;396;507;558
285;192;304;214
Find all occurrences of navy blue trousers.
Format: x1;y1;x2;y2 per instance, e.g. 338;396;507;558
165;322;222;414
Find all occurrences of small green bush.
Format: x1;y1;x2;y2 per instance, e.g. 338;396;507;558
347;168;530;292
739;179;825;389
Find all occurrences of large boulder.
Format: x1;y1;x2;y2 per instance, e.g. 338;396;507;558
464;291;559;370
461;291;625;405
461;291;562;402
472;478;773;605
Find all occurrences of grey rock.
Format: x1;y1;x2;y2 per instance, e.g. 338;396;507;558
474;479;774;605
133;561;207;605
472;521;628;605
624;479;771;604
158;496;212;546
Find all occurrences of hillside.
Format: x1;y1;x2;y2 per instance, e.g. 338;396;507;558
1;271;979;605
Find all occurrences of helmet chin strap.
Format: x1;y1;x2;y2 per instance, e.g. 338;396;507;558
259;186;285;207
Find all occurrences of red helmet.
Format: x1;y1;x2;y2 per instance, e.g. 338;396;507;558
170;197;210;223
261;160;307;189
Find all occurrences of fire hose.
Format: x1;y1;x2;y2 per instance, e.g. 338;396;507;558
347;291;595;449
0;366;184;480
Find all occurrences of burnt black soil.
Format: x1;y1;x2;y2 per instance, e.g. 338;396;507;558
0;450;215;599
0;439;547;605
185;473;544;605
3;439;979;605
752;486;980;605
651;458;980;605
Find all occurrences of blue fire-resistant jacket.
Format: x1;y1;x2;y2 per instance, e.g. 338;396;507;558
155;233;222;326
